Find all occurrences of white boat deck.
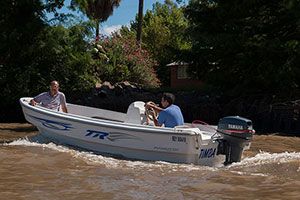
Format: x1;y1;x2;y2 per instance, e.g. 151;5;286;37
67;102;218;138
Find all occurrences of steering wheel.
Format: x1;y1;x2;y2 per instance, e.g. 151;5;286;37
145;101;159;121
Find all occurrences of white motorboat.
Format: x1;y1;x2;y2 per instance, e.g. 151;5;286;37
19;97;254;167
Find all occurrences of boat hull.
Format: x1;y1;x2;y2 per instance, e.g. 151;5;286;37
20;98;225;166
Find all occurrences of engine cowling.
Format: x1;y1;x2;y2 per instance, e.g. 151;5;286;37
216;116;254;165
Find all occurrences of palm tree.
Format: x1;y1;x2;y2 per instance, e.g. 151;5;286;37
71;0;121;37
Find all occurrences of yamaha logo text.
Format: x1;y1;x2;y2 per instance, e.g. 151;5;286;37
228;124;243;130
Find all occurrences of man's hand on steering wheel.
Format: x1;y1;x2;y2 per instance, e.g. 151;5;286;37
145;102;158;121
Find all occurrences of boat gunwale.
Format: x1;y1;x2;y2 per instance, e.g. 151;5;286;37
20;97;199;136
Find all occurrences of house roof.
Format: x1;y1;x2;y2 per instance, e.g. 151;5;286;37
166;61;189;66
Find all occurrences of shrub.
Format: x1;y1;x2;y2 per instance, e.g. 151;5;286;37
89;32;160;88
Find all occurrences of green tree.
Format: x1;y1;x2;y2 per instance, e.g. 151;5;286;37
0;22;95;103
70;0;121;37
184;0;300;93
120;0;191;85
1;0;47;105
30;23;95;92
0;0;95;122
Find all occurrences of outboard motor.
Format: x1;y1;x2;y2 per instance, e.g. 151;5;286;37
216;116;254;165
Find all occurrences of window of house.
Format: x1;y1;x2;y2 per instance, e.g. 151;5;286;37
177;65;190;79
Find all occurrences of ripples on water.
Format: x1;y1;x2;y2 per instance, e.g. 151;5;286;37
1;134;300;200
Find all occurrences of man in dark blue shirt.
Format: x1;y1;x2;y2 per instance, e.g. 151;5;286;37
145;93;184;128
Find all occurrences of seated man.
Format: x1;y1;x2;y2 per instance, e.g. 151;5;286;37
145;93;184;128
30;80;68;113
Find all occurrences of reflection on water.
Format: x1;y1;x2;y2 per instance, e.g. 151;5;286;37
1;133;300;199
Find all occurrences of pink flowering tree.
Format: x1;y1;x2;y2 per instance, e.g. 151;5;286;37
89;32;160;88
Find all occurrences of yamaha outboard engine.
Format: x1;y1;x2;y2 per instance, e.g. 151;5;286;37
216;116;254;165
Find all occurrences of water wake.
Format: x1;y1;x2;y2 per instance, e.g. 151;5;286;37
3;136;210;172
4;136;300;173
230;151;300;168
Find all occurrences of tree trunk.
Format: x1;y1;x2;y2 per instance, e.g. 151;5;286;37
96;20;99;40
137;0;144;45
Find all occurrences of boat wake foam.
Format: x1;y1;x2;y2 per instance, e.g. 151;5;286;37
229;151;300;168
4;136;300;173
226;151;300;178
2;136;216;171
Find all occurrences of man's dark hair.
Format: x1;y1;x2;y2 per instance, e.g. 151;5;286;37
162;93;175;105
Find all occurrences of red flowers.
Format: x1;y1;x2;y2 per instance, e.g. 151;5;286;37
89;32;160;88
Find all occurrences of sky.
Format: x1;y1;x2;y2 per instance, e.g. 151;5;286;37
100;0;166;35
56;0;167;35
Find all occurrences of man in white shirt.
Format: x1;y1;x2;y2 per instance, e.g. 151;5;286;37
30;80;68;113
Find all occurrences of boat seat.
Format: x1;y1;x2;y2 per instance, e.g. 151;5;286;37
124;101;148;125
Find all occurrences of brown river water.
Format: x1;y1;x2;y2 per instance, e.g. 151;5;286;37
1;123;300;200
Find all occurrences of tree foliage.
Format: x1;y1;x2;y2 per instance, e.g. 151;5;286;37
0;0;96;122
1;0;46;103
120;0;191;86
184;0;300;92
30;24;95;91
0;22;95;103
70;0;121;36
